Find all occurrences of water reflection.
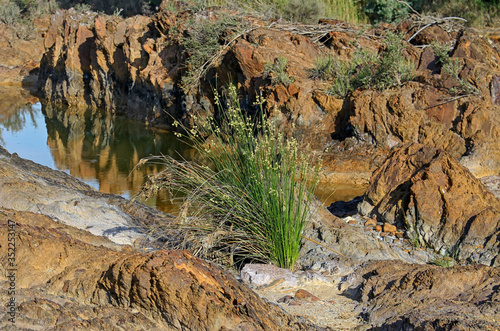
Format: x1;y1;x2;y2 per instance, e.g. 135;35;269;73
0;87;194;212
42;103;195;211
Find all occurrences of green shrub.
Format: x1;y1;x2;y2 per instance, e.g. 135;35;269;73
361;0;409;23
0;1;21;25
310;55;338;80
263;56;295;86
431;41;479;95
180;15;244;90
376;31;415;87
141;85;319;269
316;32;414;97
282;0;324;23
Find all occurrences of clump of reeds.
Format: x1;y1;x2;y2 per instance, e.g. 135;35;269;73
141;84;319;269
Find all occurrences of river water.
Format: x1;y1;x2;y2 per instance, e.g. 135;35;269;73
0;86;362;213
0;86;194;212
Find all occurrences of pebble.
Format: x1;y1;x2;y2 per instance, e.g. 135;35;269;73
375;225;382;232
364;218;377;227
294;289;321;302
383;222;397;233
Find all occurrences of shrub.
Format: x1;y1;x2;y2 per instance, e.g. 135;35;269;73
282;0;324;24
361;0;409;23
0;1;21;25
180;15;244;90
431;41;479;95
141;85;319;269
263;56;295;86
316;32;414;97
376;31;415;87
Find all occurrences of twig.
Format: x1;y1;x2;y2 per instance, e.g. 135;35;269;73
420;95;467;111
301;235;345;257
407;17;467;43
397;0;421;17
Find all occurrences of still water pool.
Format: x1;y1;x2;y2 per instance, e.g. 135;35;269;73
0;88;192;212
0;86;362;213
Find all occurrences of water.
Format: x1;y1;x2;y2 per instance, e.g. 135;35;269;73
0;86;364;213
0;87;193;212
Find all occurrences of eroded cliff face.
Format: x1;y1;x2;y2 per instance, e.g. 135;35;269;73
37;7;500;181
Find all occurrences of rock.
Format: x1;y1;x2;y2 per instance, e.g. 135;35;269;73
294;289;320;302
0;18;47;86
349;82;467;159
481;174;500;199
364;218;377;227
0;208;321;330
308;260;353;277
241;264;298;288
0;146;154;246
375;225;382;232
300;214;435;268
346;260;500;330
359;143;500;266
383;222;397;233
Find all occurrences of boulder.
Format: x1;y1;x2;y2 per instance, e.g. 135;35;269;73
0;209;322;330
359;143;500;266
345;260;500;330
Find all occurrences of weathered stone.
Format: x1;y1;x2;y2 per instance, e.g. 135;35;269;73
364;218;377;227
0;209;321;330
359;143;500;266
346;260;500;330
294;289;320;302
241;264;298;288
383;223;397;233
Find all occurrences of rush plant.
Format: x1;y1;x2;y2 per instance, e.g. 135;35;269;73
142;85;319;269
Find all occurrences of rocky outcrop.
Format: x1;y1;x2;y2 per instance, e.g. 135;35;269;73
359;143;500;266
348;28;500;177
0;18;48;87
0;145;160;245
0;209;322;330
37;8;500;180
346;260;500;330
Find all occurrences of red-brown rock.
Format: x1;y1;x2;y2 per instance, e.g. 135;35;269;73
0;209;320;330
359;143;500;266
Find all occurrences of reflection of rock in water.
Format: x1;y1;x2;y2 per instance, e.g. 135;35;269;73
43;102;194;211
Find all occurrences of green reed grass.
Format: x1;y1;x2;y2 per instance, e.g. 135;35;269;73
142;85;319;269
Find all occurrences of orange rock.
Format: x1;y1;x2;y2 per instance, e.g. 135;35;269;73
375;225;383;232
365;218;377;227
383;223;397;233
294;289;320;302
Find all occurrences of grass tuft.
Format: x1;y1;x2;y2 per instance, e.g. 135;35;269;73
263;56;295;86
141;85;319;269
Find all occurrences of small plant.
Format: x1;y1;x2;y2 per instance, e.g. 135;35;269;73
431;41;479;96
430;249;458;268
315;32;414;98
263;56;295;86
180;14;244;90
0;1;21;25
310;55;338;80
403;203;423;249
141;85;319;269
361;0;409;23
74;3;92;12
